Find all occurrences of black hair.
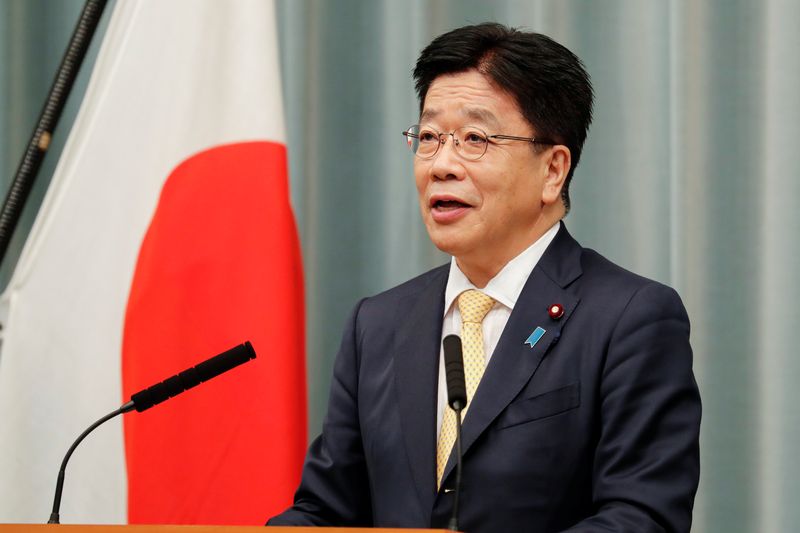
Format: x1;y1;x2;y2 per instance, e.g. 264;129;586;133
413;22;594;212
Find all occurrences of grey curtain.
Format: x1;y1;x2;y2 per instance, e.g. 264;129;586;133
2;0;798;530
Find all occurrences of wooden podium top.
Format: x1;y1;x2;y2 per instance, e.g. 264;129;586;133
0;525;454;533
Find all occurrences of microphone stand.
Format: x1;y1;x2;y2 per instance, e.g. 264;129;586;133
0;0;108;266
48;401;134;524
448;405;464;531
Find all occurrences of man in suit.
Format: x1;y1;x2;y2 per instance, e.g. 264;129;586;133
269;23;701;532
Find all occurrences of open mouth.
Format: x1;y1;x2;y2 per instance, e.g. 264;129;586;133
432;198;471;210
429;196;472;222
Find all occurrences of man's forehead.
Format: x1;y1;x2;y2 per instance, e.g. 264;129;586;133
419;106;502;129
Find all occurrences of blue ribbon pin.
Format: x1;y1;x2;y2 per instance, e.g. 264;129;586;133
525;326;546;348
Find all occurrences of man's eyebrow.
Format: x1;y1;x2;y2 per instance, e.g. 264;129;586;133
462;107;500;129
419;107;501;129
420;109;439;123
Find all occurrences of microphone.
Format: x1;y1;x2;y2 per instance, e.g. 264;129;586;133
129;341;255;412
442;334;465;531
443;335;466;410
47;341;256;524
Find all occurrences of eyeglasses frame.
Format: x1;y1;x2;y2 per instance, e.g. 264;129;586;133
402;124;557;161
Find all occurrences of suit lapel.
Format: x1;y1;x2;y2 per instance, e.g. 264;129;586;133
393;266;448;516
440;223;584;483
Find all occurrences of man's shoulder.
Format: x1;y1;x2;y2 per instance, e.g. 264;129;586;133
579;247;653;287
366;263;449;305
346;265;449;333
545;224;678;297
574;246;687;318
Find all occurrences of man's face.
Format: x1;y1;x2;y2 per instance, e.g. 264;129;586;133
414;69;560;275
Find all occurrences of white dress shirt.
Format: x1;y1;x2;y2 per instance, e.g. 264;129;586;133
436;222;560;436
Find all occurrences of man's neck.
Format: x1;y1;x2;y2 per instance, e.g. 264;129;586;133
454;260;501;289
456;215;562;288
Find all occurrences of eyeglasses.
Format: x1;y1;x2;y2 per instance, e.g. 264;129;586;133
402;124;555;161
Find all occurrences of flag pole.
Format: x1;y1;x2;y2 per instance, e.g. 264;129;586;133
0;0;109;266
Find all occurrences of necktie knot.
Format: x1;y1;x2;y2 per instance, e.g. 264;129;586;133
458;289;495;324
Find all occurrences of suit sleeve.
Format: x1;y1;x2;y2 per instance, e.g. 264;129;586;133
268;299;373;526
563;282;701;533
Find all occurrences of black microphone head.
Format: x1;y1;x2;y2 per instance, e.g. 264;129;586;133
443;334;466;410
130;341;257;412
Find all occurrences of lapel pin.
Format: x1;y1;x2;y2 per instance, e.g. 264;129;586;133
548;303;565;320
524;326;546;348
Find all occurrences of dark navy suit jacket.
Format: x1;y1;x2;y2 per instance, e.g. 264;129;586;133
269;224;701;532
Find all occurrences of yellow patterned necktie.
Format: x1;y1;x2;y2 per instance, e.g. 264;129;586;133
436;289;496;488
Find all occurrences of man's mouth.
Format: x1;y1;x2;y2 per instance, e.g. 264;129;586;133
429;196;472;223
433;199;470;210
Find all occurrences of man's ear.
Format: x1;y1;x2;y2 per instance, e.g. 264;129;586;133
541;145;571;206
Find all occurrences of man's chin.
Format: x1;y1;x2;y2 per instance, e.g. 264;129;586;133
426;229;473;258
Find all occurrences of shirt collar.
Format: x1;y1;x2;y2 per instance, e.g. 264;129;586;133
444;221;561;315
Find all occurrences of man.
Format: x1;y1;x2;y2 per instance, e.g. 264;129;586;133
270;23;700;532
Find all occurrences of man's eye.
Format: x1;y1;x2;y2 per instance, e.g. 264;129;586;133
419;131;438;142
463;132;487;144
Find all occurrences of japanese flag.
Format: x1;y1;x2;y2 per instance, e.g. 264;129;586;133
0;0;306;524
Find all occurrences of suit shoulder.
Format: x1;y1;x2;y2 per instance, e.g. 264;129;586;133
580;247;663;289
578;247;686;316
366;263;448;303
356;265;450;336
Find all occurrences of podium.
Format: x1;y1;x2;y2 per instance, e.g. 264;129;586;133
0;526;454;533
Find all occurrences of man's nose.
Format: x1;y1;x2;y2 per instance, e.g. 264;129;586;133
431;133;463;180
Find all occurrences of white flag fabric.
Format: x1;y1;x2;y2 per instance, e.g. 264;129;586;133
0;0;306;524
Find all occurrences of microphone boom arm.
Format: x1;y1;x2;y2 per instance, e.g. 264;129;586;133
47;401;134;524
